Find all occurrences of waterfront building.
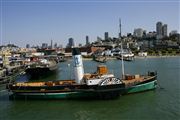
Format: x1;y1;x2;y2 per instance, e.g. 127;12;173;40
65;46;105;55
138;52;147;57
0;50;11;67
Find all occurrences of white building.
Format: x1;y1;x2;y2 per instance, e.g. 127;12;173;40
138;52;147;57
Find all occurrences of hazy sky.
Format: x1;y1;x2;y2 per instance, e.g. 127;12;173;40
0;0;180;47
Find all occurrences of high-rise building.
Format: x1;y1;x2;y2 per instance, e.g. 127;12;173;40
156;21;163;39
104;32;109;40
50;40;53;49
133;28;143;38
156;22;162;35
67;38;75;48
162;24;168;37
26;44;30;48
86;35;90;46
156;21;168;39
42;43;48;49
54;43;57;48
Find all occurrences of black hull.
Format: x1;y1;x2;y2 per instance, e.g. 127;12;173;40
8;83;125;100
9;83;125;92
116;56;134;61
25;67;57;79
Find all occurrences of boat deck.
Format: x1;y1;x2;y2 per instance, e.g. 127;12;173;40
14;80;76;87
123;76;156;87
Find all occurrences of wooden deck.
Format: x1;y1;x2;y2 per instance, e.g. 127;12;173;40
15;80;76;87
122;76;155;87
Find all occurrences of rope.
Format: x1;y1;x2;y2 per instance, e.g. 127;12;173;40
157;81;165;90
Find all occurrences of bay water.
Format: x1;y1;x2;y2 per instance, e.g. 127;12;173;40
0;57;180;120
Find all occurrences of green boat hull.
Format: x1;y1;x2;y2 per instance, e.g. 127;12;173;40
10;90;122;100
10;91;99;100
126;80;157;94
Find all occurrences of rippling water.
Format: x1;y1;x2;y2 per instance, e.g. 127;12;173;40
0;57;180;120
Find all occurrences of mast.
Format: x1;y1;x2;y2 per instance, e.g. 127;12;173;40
119;18;125;79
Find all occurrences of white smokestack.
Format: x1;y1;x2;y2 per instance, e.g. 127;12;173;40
72;48;84;84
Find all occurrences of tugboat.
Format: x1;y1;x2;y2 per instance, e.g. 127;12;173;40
25;57;58;79
92;49;107;63
7;48;125;100
93;56;107;63
116;52;134;61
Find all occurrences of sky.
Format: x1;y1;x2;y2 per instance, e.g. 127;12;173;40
0;0;180;47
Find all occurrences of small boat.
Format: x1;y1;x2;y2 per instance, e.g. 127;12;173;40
116;50;135;61
57;53;66;62
116;55;134;61
93;56;107;63
25;57;58;78
7;48;125;100
58;56;66;62
122;72;157;94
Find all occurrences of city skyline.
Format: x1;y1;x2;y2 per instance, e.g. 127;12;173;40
0;0;179;47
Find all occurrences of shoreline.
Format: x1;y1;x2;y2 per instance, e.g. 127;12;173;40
135;55;180;59
81;55;180;60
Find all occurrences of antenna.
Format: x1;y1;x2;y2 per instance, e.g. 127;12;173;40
51;39;53;49
119;18;125;79
119;19;121;38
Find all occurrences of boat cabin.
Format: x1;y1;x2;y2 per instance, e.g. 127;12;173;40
83;65;114;85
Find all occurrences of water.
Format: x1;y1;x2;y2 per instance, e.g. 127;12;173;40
0;57;180;120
